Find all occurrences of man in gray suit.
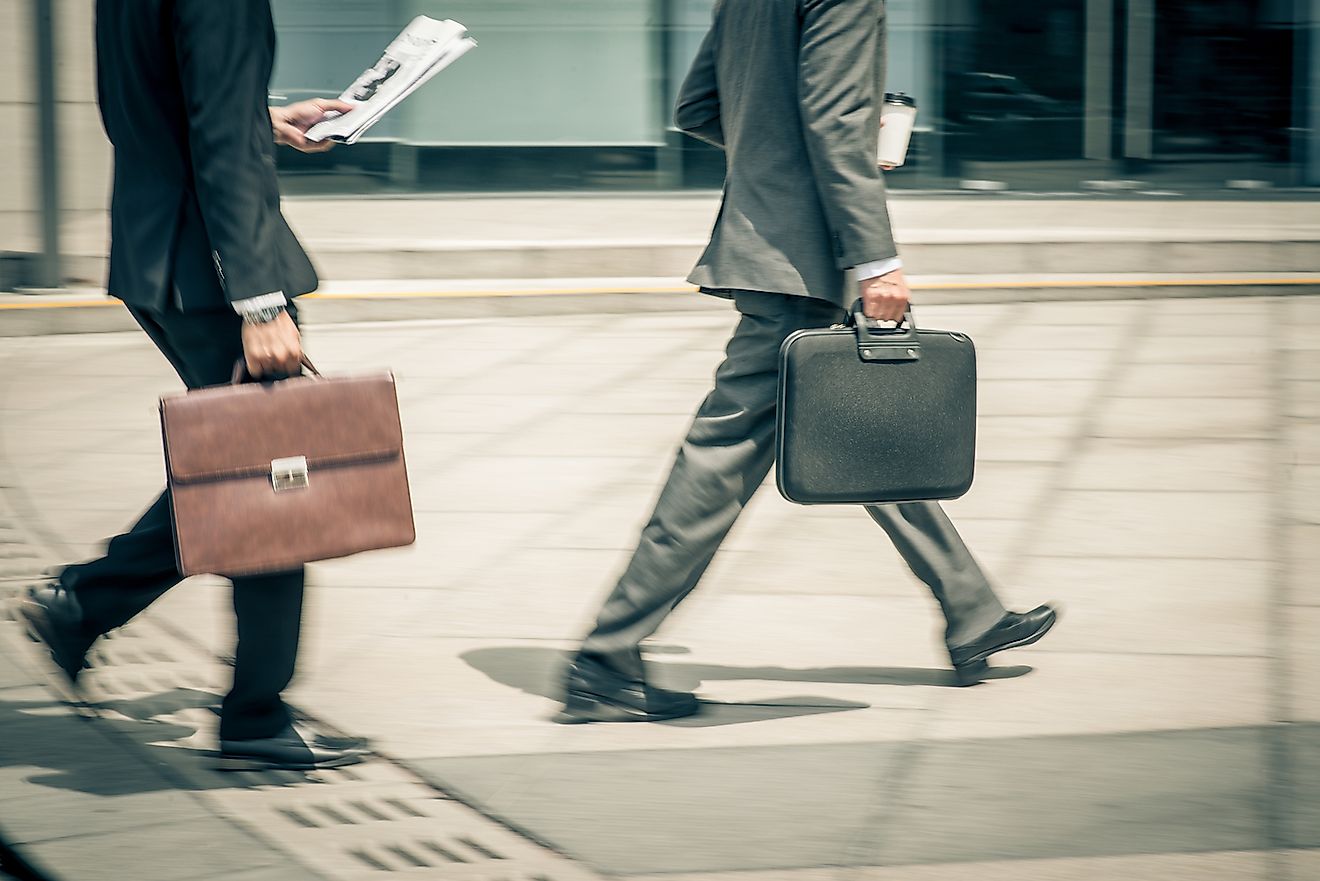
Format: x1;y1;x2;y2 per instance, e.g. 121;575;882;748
557;0;1056;724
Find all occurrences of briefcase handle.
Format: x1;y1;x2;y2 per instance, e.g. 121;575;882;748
850;304;921;363
229;356;322;385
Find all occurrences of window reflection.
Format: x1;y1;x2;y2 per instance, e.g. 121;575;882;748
269;0;1315;192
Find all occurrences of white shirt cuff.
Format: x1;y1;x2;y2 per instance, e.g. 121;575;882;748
232;292;288;315
850;257;903;282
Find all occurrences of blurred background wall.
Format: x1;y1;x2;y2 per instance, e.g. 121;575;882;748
2;0;1318;287
265;0;1320;193
3;0;111;288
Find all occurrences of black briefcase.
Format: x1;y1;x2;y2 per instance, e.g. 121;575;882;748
776;307;976;505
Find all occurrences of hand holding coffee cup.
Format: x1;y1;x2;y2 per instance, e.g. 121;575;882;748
878;92;917;170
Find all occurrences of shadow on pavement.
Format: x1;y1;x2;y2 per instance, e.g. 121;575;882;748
0;692;198;797
461;645;1032;727
0;683;320;797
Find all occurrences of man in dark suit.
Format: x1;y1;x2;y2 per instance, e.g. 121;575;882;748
558;0;1057;723
17;0;363;770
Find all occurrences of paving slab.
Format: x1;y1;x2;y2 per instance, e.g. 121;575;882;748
852;850;1275;881
1284;381;1320;419
1015;301;1143;326
1289;609;1320;723
1286;422;1320;465
865;726;1272;866
1286;464;1320;524
415;742;905;875
1013;557;1271;657
1286;724;1320;848
972;416;1075;463
1110;362;1270;399
1090;396;1273;440
925;652;1270;740
1064;438;1271;492
1286;524;1320;607
16;818;304;881
1285;350;1320;381
975;380;1100;418
975;348;1115;381
1033;490;1271;559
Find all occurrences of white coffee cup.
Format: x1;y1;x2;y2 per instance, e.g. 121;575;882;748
878;92;918;168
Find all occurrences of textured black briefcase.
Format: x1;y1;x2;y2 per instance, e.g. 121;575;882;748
776;307;977;505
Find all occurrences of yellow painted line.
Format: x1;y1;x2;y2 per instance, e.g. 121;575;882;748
1;277;1317;311
914;277;1320;290
0;299;121;310
304;284;695;300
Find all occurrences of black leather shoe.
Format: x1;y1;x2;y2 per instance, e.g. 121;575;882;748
555;654;700;724
949;605;1058;682
217;722;371;771
15;584;95;686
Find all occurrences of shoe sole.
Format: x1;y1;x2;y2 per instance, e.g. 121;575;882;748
213;751;368;772
553;696;701;725
957;612;1059;668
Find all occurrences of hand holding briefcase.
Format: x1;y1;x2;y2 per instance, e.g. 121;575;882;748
776;306;977;505
160;358;415;577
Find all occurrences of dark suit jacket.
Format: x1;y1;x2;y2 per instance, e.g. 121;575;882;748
677;0;898;308
95;0;317;312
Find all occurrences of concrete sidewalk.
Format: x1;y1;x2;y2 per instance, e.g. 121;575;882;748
1;294;1318;880
20;195;1320;287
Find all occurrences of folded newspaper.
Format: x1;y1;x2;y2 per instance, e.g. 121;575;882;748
306;16;476;145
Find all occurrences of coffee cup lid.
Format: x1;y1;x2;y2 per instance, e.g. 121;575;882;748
884;92;916;107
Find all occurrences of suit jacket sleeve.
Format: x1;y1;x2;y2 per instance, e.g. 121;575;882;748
674;16;724;148
797;0;898;269
172;0;284;304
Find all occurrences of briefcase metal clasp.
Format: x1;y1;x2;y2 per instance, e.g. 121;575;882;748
271;456;309;492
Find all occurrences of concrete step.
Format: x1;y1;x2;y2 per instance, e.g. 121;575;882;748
34;196;1320;287
2;273;1317;336
57;237;1320;287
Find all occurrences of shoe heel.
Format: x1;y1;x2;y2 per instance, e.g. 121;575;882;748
553;690;642;724
553;691;605;724
953;660;990;687
214;756;267;772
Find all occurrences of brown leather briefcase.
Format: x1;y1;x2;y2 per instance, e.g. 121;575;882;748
160;359;415;577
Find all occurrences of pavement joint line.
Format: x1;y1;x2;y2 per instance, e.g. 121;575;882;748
843;301;1033;869
844;713;938;867
1264;300;1296;876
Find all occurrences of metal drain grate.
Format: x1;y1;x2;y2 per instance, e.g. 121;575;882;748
28;615;601;881
0;476;600;881
198;760;598;880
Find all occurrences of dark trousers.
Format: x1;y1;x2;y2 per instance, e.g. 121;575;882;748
581;291;1006;678
58;303;303;741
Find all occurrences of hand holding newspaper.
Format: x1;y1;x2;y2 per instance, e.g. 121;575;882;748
306;16;476;145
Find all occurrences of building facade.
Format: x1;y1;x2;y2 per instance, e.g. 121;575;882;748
3;0;1318;286
265;0;1320;192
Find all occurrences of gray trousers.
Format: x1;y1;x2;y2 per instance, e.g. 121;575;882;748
581;291;1006;678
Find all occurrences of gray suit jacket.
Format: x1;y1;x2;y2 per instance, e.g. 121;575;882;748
678;0;897;309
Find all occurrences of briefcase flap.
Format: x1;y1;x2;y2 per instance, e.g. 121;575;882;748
162;372;403;485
